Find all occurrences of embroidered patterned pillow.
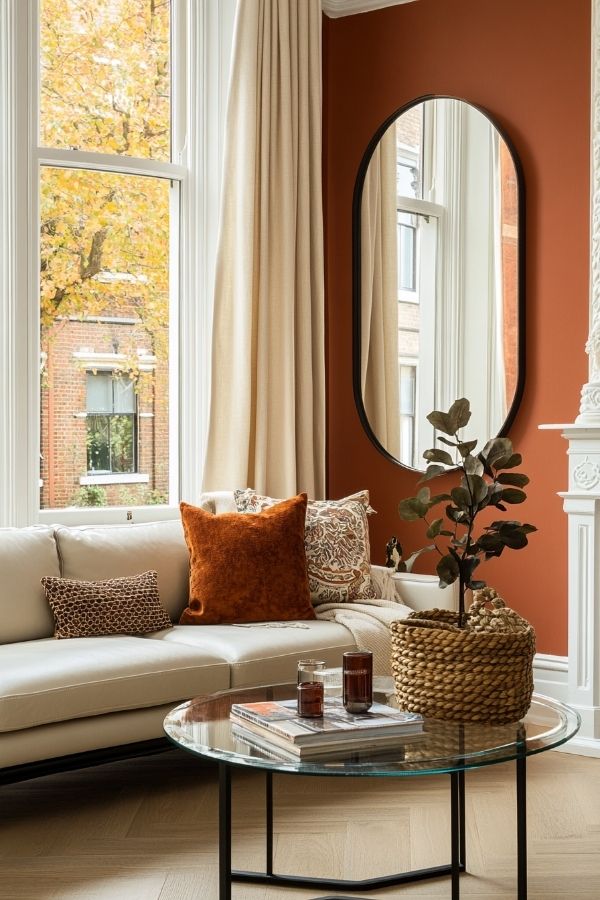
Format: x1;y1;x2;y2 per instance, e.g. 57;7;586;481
234;490;377;604
41;570;172;639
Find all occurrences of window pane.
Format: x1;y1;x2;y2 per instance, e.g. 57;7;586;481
395;104;423;200
398;219;416;293
87;415;111;472
113;375;136;413
110;415;136;473
40;167;171;509
86;373;112;413
40;0;170;160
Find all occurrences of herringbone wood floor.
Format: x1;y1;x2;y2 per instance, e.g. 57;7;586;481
1;749;599;899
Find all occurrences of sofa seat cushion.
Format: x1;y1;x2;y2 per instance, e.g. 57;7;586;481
145;621;357;688
0;636;229;733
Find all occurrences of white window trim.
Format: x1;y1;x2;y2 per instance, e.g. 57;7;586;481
80;474;150;486
0;0;236;527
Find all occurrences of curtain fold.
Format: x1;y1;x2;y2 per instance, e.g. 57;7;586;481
360;125;400;460
202;0;325;499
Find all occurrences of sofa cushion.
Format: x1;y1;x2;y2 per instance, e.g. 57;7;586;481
42;571;172;638
234;489;377;604
146;621;357;688
0;526;60;644
0;635;229;733
54;520;189;622
179;495;315;625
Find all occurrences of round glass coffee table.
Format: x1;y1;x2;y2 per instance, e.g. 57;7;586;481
164;683;580;900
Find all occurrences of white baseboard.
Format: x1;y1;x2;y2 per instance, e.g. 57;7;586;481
532;654;600;756
533;652;569;703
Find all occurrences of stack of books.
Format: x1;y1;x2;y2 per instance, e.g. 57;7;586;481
230;696;424;761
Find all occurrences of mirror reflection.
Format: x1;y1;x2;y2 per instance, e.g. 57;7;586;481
356;98;521;470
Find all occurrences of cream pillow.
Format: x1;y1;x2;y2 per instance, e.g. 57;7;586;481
234;490;376;604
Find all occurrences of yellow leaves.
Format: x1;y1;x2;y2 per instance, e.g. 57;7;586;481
39;0;170;161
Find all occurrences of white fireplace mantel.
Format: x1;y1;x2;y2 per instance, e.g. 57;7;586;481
537;0;600;756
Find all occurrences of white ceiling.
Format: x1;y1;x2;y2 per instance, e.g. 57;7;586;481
322;0;419;19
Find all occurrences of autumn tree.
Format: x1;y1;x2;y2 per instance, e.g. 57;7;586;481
39;0;171;365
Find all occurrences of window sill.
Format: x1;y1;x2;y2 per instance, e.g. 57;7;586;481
79;474;150;486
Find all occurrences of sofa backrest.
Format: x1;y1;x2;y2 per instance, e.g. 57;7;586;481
54;519;191;623
0;526;60;644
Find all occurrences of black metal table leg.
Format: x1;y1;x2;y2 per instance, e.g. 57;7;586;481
517;752;527;899
450;771;461;899
219;762;232;900
266;770;273;876
458;770;466;866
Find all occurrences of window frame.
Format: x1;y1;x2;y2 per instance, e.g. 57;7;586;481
0;0;236;527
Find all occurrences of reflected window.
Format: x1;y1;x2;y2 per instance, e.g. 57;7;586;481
399;364;417;468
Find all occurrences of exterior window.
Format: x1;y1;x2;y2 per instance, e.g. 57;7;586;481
86;374;137;475
38;0;174;511
0;0;234;527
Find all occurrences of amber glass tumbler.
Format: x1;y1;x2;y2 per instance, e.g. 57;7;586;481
342;650;373;713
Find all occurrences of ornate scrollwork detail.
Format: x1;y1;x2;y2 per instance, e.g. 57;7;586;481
580;383;600;415
573;456;600;491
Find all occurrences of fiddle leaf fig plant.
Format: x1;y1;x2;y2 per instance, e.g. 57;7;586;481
397;398;537;626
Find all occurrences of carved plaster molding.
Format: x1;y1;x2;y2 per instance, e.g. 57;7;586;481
578;0;600;420
573;455;600;490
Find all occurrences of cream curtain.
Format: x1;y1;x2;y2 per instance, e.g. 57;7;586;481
360;125;400;460
202;0;325;499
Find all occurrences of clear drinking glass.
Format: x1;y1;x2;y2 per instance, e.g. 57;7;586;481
297;659;326;684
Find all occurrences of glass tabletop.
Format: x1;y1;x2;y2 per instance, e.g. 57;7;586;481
163;682;581;777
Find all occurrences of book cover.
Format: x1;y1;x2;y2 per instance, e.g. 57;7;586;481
231;723;422;761
230;697;423;747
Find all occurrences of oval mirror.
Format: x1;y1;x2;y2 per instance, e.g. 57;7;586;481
353;97;524;471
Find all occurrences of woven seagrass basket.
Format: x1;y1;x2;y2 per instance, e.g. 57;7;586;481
390;588;536;724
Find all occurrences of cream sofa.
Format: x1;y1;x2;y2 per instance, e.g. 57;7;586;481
0;491;453;782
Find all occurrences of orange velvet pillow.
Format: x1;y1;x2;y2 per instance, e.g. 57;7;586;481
179;494;315;625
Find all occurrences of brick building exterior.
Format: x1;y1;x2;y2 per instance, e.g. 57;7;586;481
40;312;169;509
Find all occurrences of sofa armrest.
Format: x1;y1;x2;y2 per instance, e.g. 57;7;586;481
371;565;459;612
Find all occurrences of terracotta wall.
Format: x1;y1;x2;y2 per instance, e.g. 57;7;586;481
323;0;590;655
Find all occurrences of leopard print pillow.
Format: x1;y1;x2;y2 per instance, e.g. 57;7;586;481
234;490;377;604
41;570;172;639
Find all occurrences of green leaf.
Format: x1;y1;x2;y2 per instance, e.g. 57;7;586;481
418;464;446;483
458;439;478;457
481;437;513;467
423;448;454;466
497;472;530;487
427;410;457;436
501;488;527;504
448;398;471;431
446;503;468;524
429;492;452;505
403;544;436;573
398;498;423;521
463;454;484;476
521;523;538;534
451;486;471;512
495;452;522;470
416;486;431;504
465;474;488;504
426;517;444;539
437;553;460;587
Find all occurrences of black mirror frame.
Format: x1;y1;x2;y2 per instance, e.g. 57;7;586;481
352;94;526;471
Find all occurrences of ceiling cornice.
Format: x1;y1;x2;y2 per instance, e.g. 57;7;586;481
322;0;419;19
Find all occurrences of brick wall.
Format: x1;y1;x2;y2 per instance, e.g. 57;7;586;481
40;314;169;509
